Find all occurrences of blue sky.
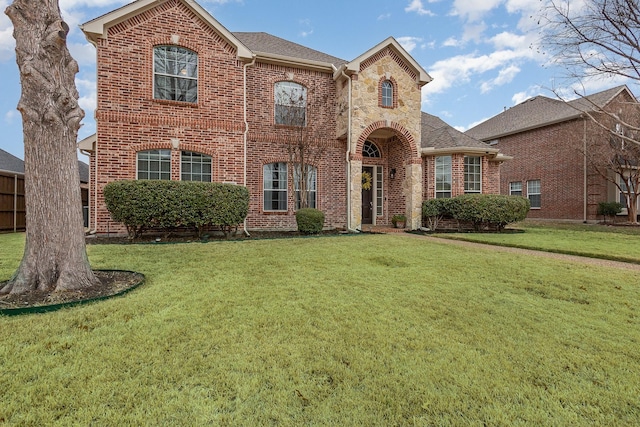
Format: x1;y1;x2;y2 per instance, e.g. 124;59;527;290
0;0;636;160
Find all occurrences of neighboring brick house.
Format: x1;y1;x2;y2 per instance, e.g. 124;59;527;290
79;0;506;233
467;85;639;222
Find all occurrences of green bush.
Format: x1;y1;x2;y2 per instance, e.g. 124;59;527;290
597;201;622;223
447;194;530;232
295;208;325;234
103;180;249;239
422;198;453;231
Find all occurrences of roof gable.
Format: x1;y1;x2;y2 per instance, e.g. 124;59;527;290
421;112;497;154
336;37;432;86
81;0;253;60
467;85;636;141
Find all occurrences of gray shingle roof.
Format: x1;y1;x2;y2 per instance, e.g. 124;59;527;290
466;86;632;141
421;112;492;150
233;32;347;67
0;149;24;174
78;161;89;183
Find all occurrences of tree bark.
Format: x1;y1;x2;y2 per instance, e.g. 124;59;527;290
1;0;98;294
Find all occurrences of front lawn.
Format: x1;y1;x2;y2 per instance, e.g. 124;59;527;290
437;221;640;263
1;233;639;425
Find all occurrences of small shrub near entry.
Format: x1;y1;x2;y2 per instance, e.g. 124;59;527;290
422;198;453;231
296;208;325;234
597;201;623;223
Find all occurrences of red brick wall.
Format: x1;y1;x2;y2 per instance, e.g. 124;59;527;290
495;118;609;220
90;0;347;233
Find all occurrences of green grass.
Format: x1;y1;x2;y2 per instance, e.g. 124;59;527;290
1;232;639;425
436;221;640;263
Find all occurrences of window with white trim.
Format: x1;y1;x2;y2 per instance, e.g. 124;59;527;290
294;164;317;209
153;46;198;103
275;81;307;126
464;156;481;193
137;149;171;180
381;80;393;107
376;166;383;216
435;155;452;198
181;151;212;182
527;180;541;208
509;181;522;196
263;162;288;211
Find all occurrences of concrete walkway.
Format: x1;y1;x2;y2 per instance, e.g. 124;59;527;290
379;228;640;272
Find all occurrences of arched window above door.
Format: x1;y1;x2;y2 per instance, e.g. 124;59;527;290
362;140;381;158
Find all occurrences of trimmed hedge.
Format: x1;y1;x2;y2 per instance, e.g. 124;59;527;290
103;180;249;239
295;208;325;234
423;194;530;232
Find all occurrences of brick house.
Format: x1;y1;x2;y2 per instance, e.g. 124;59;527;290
467;86;639;222
79;0;507;233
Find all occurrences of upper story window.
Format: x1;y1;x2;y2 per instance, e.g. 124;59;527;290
464;156;481;194
275;81;307;126
154;46;198;103
137;149;171;180
435;155;452;198
181;151;212;182
362;141;381;158
381;80;393;107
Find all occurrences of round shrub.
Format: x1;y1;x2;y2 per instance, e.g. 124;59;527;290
448;194;530;231
295;208;325;234
422;198;453;231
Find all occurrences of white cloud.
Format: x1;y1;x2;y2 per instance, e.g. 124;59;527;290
4;109;18;124
299;19;313;38
76;77;97;113
449;0;503;22
480;64;520;93
378;13;391;21
405;0;435;17
0;0;14;62
397;36;423;53
68;42;96;67
443;37;461;48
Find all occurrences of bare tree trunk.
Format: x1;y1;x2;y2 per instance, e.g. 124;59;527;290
1;0;98;294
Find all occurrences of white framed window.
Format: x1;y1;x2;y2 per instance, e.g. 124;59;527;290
464;156;481;194
376;166;383;217
381;80;393;107
509;181;523;196
294;164;317;210
435;155;452;198
275;81;307;126
527;180;541;208
153;46;198;103
263;162;288;211
181;151;212;182
137;149;171;180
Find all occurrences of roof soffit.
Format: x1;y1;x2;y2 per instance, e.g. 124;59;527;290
341;37;432;86
81;0;253;60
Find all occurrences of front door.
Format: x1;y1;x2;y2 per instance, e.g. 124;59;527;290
362;166;374;224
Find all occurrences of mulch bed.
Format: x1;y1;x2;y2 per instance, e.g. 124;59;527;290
0;270;144;313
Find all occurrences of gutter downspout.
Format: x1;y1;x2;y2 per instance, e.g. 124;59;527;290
243;55;256;236
340;68;358;233
86;37;99;234
583;116;588;223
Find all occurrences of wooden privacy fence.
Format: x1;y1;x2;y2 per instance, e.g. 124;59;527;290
0;171;26;232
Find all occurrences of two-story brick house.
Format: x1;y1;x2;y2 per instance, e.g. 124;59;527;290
79;0;507;233
467;85;639;222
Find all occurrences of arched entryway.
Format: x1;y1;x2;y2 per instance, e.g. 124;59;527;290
350;121;422;230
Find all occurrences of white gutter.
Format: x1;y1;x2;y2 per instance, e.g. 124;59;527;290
243;55;256;236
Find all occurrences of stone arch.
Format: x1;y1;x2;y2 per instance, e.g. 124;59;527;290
354;120;420;161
